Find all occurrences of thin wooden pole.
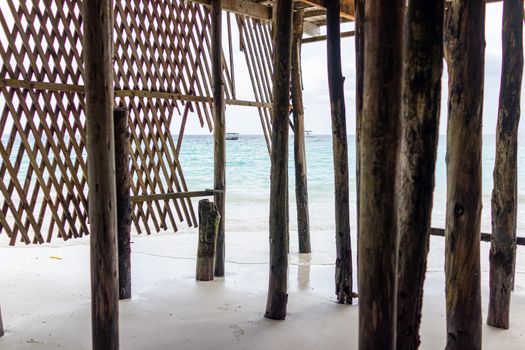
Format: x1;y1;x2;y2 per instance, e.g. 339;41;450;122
396;0;444;348
354;0;364;284
359;0;404;347
82;0;119;349
114;108;132;300
265;0;293;321
487;0;523;330
212;0;226;278
326;0;352;305
291;9;311;254
444;0;485;348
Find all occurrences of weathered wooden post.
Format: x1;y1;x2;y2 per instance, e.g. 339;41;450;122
354;0;364;282
82;0;119;348
396;0;444;348
326;0;352;305
291;8;311;254
196;199;221;281
359;0;403;347
114;108;132;300
212;0;226;278
265;0;293;321
487;0;523;330
444;0;485;348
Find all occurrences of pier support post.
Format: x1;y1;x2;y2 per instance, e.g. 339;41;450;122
487;0;523;330
326;0;352;305
359;0;403;347
83;0;119;349
196;199;221;281
396;0;444;348
444;0;485;348
114;108;132;300
265;0;293;321
212;0;226;278
291;9;311;254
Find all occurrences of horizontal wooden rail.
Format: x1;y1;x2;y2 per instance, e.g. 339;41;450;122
131;189;222;203
303;30;355;44
430;228;525;246
0;79;272;109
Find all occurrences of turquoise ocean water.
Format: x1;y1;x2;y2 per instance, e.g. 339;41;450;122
179;134;525;235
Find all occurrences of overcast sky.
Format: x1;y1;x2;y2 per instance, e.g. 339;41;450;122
182;3;525;137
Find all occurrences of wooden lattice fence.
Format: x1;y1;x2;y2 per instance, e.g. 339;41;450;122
0;0;257;245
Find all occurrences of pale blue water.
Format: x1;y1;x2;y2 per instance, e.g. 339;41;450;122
178;135;525;234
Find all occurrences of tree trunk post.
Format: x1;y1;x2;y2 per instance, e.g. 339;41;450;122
265;0;293;321
326;0;353;305
196;199;221;281
212;0;226;278
354;0;364;285
444;1;485;348
487;0;523;330
291;9;311;254
82;0;119;348
114;108;132;300
396;1;444;348
359;0;404;347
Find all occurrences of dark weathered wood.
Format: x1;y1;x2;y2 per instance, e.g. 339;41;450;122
354;0;364;284
265;0;293;321
444;0;485;348
212;0;226;278
291;9;311;254
0;304;4;337
196;199;221;281
396;1;444;348
83;0;119;349
431;227;525;245
359;0;403;347
114;108;132;301
487;0;523;330
326;0;352;305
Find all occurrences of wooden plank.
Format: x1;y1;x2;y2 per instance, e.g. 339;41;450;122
298;0;355;19
265;0;293;321
130;190;218;203
359;0;404;347
82;0;119;348
444;0;485;347
327;0;353;305
396;0;444;348
487;0;523;330
190;0;272;21
302;30;354;44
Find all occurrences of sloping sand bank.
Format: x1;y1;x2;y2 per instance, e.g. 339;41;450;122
1;230;524;349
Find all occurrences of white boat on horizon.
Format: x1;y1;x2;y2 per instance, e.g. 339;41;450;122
226;132;239;140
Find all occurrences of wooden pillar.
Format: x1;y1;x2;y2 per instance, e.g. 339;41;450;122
396;0;444;348
212;0;226;278
265;0;293;321
291;9;311;254
444;1;485;348
114;108;132;300
196;199;221;281
83;1;119;349
326;0;352;305
487;0;523;330
354;0;364;284
359;0;403;347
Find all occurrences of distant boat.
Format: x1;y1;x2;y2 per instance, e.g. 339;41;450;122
226;132;239;140
305;130;313;137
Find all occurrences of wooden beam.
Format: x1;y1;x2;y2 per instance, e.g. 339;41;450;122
130;190;218;203
298;0;354;19
327;0;353;305
359;0;404;347
396;0;444;348
444;0;485;348
291;9;311;254
302;30;354;44
190;0;272;21
265;0;294;321
302;21;320;36
430;228;525;246
212;0;226;278
82;0;119;348
487;0;523;330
